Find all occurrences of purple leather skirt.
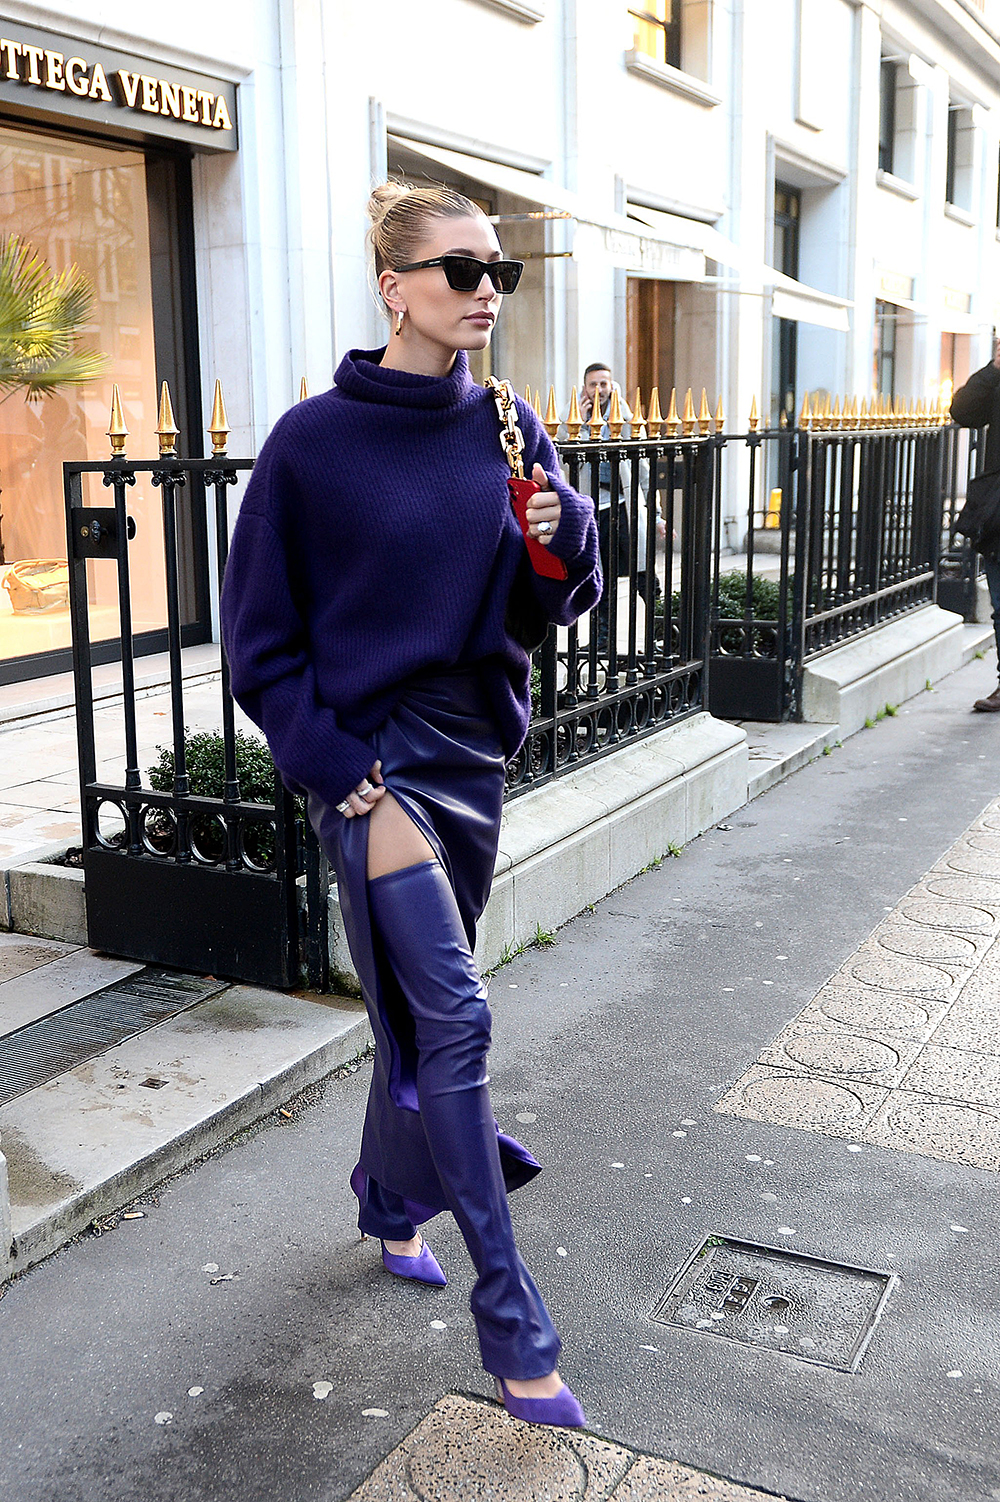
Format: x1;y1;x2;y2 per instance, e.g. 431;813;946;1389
307;667;541;1219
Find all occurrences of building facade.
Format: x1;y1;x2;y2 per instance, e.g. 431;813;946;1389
0;0;998;686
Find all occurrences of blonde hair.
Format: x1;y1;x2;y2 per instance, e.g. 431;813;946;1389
367;180;485;308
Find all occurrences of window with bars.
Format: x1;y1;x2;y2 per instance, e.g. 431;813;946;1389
629;1;682;70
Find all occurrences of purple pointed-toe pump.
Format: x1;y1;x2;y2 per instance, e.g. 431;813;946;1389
380;1237;447;1287
495;1377;586;1428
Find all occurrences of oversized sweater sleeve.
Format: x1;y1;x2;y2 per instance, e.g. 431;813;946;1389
219;442;376;809
951;362;1000;428
514;399;603;626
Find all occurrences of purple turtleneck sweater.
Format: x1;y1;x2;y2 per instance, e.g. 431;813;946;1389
220;348;601;809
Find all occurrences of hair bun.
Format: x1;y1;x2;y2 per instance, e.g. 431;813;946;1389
367;181;413;228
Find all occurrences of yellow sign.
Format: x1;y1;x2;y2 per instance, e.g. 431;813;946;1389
943;287;971;315
876;268;914;304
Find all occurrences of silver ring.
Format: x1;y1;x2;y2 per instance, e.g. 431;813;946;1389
336;799;351;814
537;520;552;534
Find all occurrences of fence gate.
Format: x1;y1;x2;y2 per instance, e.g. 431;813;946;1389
64;386;329;991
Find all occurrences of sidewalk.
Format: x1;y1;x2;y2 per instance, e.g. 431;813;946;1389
0;633;995;1286
3;648;1000;1502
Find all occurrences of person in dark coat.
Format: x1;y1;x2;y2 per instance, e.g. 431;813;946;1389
221;182;601;1428
950;343;1000;711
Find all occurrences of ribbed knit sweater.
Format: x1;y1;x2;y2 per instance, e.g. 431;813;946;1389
219;347;602;809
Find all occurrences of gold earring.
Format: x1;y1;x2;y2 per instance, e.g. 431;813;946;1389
394;309;405;336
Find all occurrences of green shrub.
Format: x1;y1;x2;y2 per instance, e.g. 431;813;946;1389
713;570;791;656
147;730;289;866
148;729;277;802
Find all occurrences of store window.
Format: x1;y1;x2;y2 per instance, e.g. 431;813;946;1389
629;1;681;70
0;121;203;684
626;279;675;403
873;300;896;397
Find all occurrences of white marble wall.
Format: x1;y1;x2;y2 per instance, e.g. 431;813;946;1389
5;0;1000;548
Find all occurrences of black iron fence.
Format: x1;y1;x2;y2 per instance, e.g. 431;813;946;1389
65;382;977;988
702;402;969;721
65;383;330;992
938;422;987;622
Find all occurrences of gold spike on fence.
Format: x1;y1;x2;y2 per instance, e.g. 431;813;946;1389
822;392;832;429
524;384;532;406
715;393;725;432
831;395;842;430
544;385;560;439
299;376;309;402
779;409;788;428
156;380;179;456
647;386;663;437
107;383;128;457
532;387;543;418
798;391;810;431
631;387;646;440
208;379;230;456
587;389;603;438
680;387;694;437
607;385;624;439
748;394;759;432
697;388;711;436
566;386;583;440
667;387;682;437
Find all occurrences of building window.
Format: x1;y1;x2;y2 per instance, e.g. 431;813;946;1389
626;278;675;402
873;301;896;397
879;58;897;174
629;1;681;70
946;102;975;212
771;183;800;427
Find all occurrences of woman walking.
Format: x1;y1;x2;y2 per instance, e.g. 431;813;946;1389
220;182;601;1426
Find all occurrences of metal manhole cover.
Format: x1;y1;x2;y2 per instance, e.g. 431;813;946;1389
651;1235;894;1371
0;968;228;1107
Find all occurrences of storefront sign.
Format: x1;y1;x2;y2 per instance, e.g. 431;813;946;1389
0;19;237;150
943;286;972;315
573;221;705;281
876;267;914;304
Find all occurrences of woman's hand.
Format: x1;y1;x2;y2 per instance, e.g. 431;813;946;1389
525;463;561;546
337;761;385;818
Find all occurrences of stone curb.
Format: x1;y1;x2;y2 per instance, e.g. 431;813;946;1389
2;992;372;1282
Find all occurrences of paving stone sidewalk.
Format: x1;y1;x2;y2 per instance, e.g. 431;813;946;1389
346;1394;781;1501
717;792;1000;1170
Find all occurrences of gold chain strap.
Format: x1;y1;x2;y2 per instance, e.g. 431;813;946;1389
485;376;526;481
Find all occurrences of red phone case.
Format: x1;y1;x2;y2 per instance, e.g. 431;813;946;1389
508;478;568;580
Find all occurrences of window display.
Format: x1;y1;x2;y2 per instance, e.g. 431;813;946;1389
0;122;169;676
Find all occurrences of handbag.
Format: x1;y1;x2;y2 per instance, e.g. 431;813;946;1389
2;559;70;613
954;470;1000;560
485;377;565;654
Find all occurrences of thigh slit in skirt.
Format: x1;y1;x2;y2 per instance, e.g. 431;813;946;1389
308;668;561;1378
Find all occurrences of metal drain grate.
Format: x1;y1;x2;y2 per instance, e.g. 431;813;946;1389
651;1235;895;1372
0;969;228;1107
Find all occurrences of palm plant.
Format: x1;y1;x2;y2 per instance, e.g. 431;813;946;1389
0;233;106;563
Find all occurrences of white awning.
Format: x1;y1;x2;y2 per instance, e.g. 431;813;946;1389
630;203;852;330
771;279;851;332
387;135;707;280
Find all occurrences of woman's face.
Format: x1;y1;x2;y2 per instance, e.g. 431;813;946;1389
380;213;506;355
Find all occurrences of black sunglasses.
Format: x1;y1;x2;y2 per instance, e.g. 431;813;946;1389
392;254;524;294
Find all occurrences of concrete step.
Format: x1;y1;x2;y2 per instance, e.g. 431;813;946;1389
0;982;371;1281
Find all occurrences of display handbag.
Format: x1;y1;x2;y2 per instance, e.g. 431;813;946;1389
954;469;1000;559
486;377;566;654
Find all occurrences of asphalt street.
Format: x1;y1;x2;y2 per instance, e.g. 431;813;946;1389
3;652;1000;1502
